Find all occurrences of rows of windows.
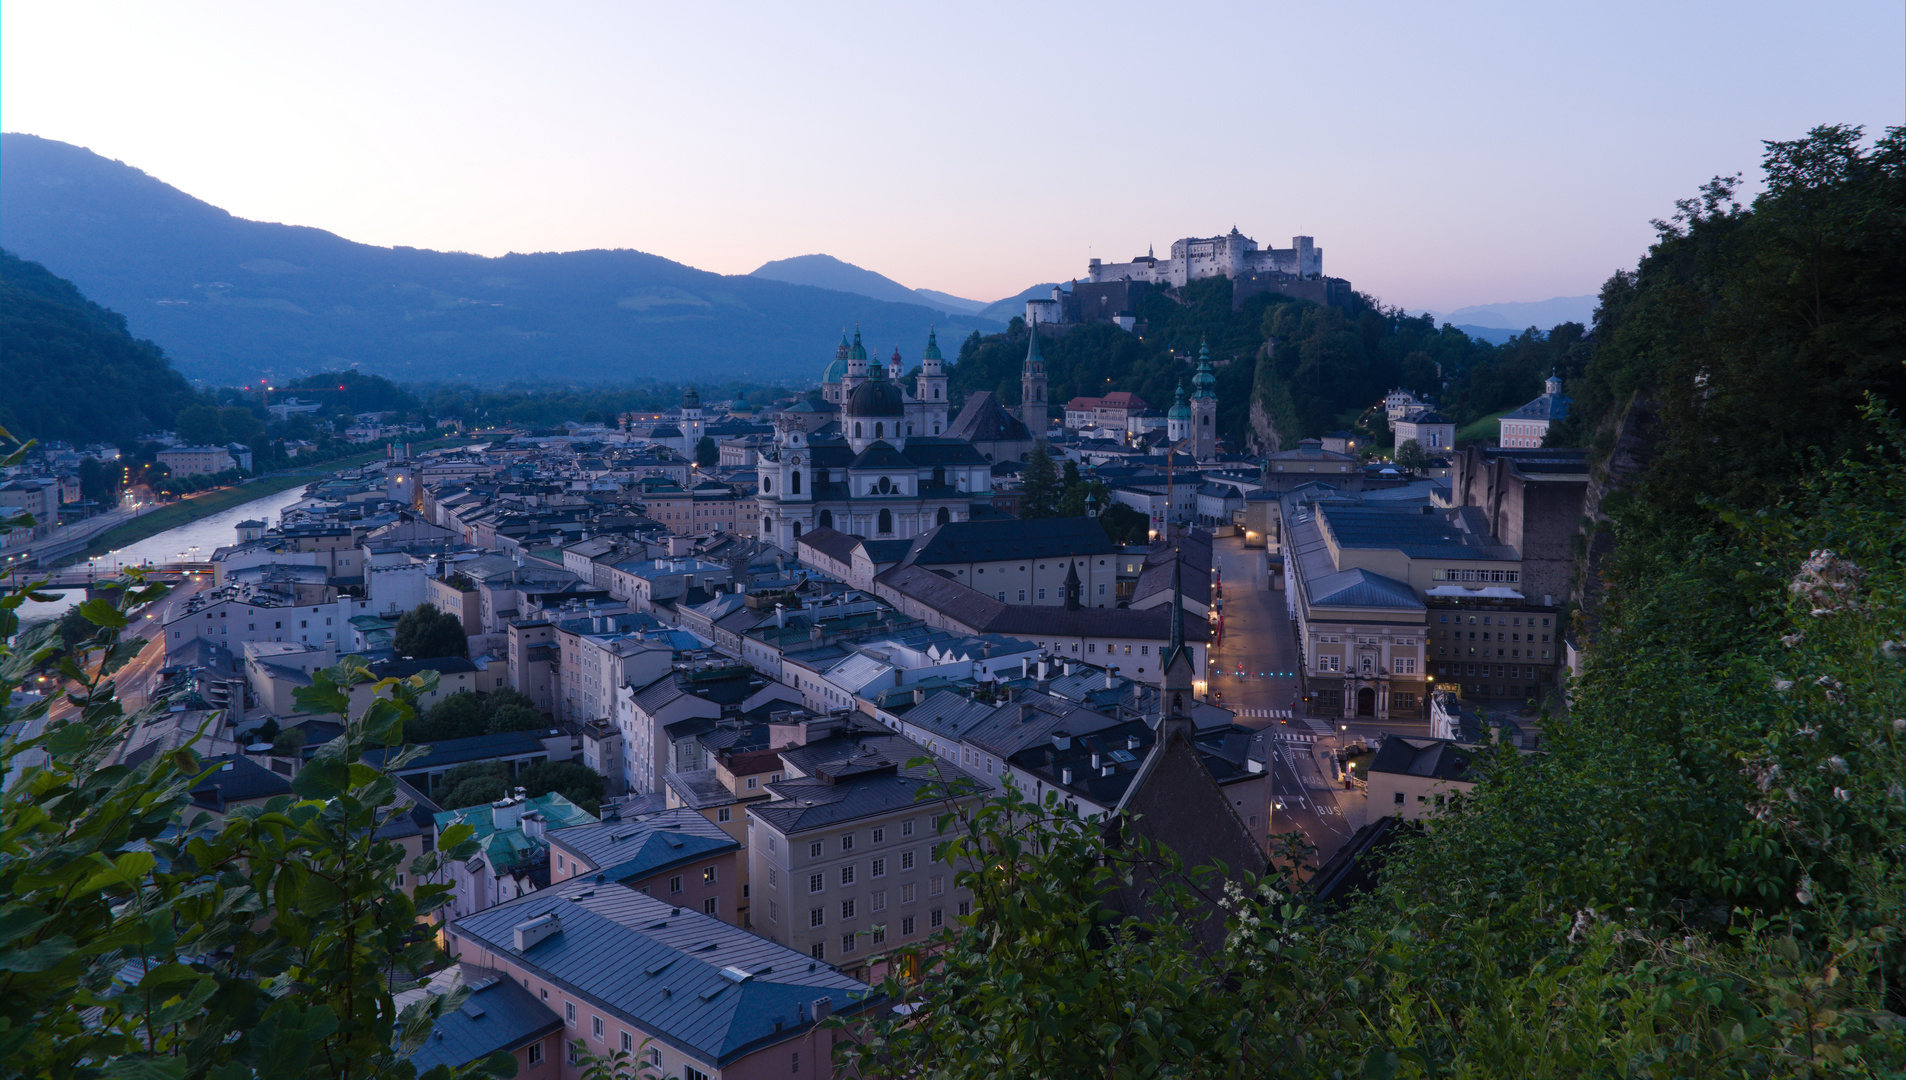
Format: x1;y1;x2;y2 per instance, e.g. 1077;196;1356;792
1431;568;1520;583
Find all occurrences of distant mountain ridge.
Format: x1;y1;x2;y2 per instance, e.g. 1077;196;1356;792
748;254;989;316
0;134;1002;387
1438;294;1597;330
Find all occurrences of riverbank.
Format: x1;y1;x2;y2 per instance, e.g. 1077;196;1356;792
70;437;463;565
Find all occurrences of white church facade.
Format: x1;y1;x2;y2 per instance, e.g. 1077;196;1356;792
757;329;993;552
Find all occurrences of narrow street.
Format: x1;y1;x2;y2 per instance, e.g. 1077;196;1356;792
1204;534;1360;867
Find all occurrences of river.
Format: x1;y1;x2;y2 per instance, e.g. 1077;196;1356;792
12;485;314;628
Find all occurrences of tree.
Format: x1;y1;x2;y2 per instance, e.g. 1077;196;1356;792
393;602;468;659
0;565;501;1078
1394;437;1429;475
519;761;605;815
1098;502;1149;544
436;762;511;810
218;405;264;445
173;403;225;445
1019;444;1061;519
694;435;718;467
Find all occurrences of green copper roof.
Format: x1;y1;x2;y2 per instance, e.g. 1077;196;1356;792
850;326;868;361
1023;315;1044;374
923;327;942;361
1168;382;1191;419
823;356;848;383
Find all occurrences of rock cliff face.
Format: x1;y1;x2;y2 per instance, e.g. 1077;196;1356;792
1249;395;1283;455
1572;390;1664;630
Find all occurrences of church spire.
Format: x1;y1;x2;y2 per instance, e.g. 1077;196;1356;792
1168;547;1184;654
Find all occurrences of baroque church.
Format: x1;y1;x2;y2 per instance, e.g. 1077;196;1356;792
758;329;996;552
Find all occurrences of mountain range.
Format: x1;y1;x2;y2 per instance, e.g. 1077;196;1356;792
0;134;1005;387
749;254;990;315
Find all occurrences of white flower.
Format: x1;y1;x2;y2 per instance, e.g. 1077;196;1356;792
1826;756;1849;774
1781;633;1806;648
1882;640;1903;659
1797;885;1814;906
1816;675;1842;689
1893;719;1905;735
1834;787;1851;803
1774;679;1796;692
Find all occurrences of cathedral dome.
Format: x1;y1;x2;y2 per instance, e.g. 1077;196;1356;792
1168;383;1191;420
845;376;905;418
823;356;848;384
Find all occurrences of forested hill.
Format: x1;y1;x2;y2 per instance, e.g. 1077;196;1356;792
0;249;196;446
0;134;999;387
947;275;1589;452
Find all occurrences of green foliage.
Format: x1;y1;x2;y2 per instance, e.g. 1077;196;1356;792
392;603;468;660
434;759;604;815
1017;444;1060;518
694;435;718;467
1393;437;1429;475
1098;502;1149;544
408;688;542;744
0;562;499;1079
1551;125;1906;537
0;249;196;447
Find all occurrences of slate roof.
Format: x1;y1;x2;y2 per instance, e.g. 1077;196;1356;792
944;391;1032;443
1307;567;1424;610
847;442;910;470
406;966;563;1073
363;729;559;773
1504;389;1572;423
873;563;1207;642
550;808;738;882
452;882;879;1067
751;732;980;833
899;517;1117;566
1367;736;1476;782
188;755;293;810
1317;505;1517;561
797;526;860;566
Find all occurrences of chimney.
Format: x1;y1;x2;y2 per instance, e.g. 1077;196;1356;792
1090;751;1100;768
1020;703;1037;723
1126;734;1140;751
1038;659;1049;680
1061;766;1073;785
1020;657;1029;680
810;997;833;1024
1051;731;1071;750
512;913;561;951
1106;666;1119;690
776;603;786;629
492;795;526;832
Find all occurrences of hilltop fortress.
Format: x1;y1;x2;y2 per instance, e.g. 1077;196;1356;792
1029;226;1352;329
1087;227;1322;286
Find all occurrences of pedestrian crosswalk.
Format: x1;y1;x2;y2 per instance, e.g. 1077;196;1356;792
1237;707;1294;719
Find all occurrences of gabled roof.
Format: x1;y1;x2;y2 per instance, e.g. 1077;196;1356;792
1308;567;1424;610
406;966;563;1073
550;808;738;882
944;391;1032;443
1367;736;1476;782
899;517;1117;566
452;883;878;1067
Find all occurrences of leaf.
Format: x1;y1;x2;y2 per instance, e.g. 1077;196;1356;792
291;753;350;801
1362;1048;1399;1080
0;933;78;972
77;597;129;630
81;851;157;891
0;905;55;947
99;1058;189;1080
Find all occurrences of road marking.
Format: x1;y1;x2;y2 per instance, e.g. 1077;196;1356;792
1238;708;1294;718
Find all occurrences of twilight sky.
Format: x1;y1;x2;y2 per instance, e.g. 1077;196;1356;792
3;1;1901;312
